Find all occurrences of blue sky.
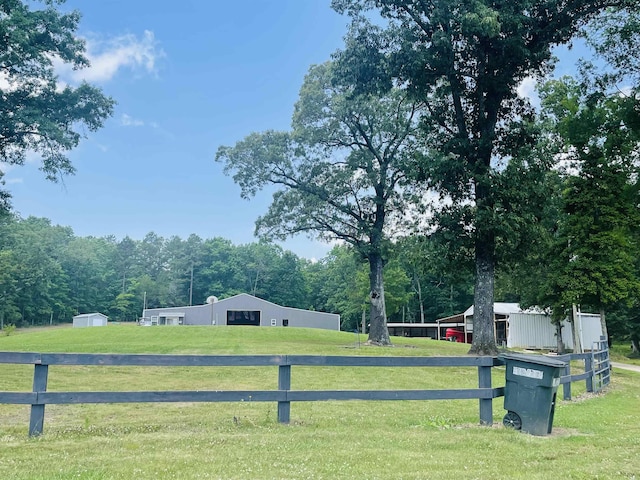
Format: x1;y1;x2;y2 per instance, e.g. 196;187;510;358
7;0;349;260
6;1;587;260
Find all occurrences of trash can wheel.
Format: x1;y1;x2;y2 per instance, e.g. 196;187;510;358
503;411;522;430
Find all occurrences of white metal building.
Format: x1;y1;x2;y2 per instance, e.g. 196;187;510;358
436;303;603;350
141;293;340;331
72;312;108;328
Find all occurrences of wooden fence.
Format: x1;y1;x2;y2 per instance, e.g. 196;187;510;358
0;347;610;437
0;352;502;436
557;335;611;400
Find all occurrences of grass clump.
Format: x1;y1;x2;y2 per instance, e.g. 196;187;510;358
610;342;640;365
1;324;16;336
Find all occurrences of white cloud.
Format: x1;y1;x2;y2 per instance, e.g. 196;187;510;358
517;76;541;109
4;30;164;89
56;30;164;84
0;73;12;91
121;114;145;127
619;85;634;97
517;76;536;98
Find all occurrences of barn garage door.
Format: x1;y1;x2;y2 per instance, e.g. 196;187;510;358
227;310;261;326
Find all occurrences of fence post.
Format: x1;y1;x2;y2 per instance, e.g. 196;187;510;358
478;365;492;425
278;363;291;424
563;362;572;401
585;354;594;393
29;363;49;437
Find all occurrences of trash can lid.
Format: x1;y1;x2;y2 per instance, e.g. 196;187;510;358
499;353;566;368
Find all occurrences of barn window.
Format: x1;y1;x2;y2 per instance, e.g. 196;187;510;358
283;319;289;327
227;310;261;326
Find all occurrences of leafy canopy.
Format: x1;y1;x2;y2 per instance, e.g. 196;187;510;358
0;0;114;207
216;62;426;258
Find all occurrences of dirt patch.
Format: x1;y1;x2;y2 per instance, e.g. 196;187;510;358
482;422;591;438
611;362;640;373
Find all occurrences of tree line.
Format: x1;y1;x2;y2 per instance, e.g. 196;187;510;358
0;213;475;330
2;202;639;353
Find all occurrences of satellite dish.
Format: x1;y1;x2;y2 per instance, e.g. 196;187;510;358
206;296;218;304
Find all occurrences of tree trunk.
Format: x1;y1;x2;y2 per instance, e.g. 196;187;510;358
554;320;566;354
414;273;425;323
599;308;609;347
468;228;497;355
367;253;391;346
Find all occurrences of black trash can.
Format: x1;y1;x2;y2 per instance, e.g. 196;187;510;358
500;353;566;436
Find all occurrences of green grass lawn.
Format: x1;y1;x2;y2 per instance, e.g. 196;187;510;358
0;325;638;480
610;342;640;365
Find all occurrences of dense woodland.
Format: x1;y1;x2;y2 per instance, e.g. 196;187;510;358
2;1;640;352
0;214;474;331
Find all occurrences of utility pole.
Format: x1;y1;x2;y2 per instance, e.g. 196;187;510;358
189;265;194;306
571;304;583;354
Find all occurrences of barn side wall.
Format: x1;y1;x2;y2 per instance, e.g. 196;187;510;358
507;313;559;349
507;312;602;350
143;294;340;331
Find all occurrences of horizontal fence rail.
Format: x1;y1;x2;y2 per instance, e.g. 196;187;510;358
0;349;609;437
556;336;611;401
557;352;593;401
0;352;503;436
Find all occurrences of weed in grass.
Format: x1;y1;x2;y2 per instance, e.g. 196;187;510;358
1;324;16;336
425;415;454;430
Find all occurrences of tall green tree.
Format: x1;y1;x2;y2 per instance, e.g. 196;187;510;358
0;0;114;207
538;77;640;343
62;236;118;315
132;234;210;308
378;258;412;322
304;245;369;331
0;216;74;326
266;249;309;309
216;62;426;345
113;236;138;294
395;235;474;323
331;0;630;354
589;8;640;352
584;7;640;87
200;237;245;299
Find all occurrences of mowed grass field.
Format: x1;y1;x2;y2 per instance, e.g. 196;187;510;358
0;325;638;480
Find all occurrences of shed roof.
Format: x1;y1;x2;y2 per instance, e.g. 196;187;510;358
73;312;108;319
463;303;522;317
436;303;546;324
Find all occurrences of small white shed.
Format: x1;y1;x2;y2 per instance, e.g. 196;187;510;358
73;313;108;328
